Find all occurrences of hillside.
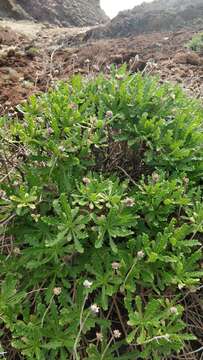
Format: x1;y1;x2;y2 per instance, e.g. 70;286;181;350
0;0;108;26
87;0;203;38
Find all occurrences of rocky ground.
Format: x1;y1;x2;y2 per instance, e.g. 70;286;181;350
0;20;202;117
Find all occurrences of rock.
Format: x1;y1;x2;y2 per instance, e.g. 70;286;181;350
186;52;201;66
109;54;123;64
174;51;201;65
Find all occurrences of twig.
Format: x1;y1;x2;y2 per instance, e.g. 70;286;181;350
116;165;138;186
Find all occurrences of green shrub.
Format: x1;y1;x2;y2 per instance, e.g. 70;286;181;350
0;67;203;359
187;32;203;52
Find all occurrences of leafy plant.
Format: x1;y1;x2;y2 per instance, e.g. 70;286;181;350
187;32;203;52
0;67;202;359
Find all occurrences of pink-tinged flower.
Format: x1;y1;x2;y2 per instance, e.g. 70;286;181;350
122;197;135;207
105;110;113;118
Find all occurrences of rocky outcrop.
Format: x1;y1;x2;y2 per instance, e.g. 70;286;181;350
0;0;108;26
87;0;203;39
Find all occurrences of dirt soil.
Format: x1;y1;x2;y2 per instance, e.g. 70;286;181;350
0;21;203;116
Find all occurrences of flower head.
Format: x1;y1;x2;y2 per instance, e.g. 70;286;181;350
46;127;53;136
13;247;21;255
137;250;145;259
90;304;100;314
170;306;178;315
113;329;121;338
183;177;189;186
68;102;78;110
82;177;91;185
83;280;93;289
152;172;160;183
122;197;135;207
96;332;103;342
53;287;62;296
112;262;120;271
105;110;113;118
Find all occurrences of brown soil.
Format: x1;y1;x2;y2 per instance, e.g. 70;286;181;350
0;23;202;116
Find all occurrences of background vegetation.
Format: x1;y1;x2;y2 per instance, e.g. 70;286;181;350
187;32;203;52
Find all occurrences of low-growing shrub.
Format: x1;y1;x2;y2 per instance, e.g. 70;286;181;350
187;32;203;53
0;67;203;359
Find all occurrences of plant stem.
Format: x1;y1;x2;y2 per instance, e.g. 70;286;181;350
41;294;54;328
123;258;137;290
100;336;114;360
73;294;89;360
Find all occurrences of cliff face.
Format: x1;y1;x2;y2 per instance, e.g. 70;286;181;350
0;0;108;26
88;0;203;39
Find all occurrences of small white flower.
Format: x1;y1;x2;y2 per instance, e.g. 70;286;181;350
96;332;103;342
90;304;100;314
82;177;91;185
112;262;120;271
53;287;62;296
152;172;160;183
83;280;93;289
170;306;178;315
113;329;121;338
137;250;145;259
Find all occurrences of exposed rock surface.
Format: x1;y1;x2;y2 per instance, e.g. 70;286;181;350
0;0;108;27
87;0;203;39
